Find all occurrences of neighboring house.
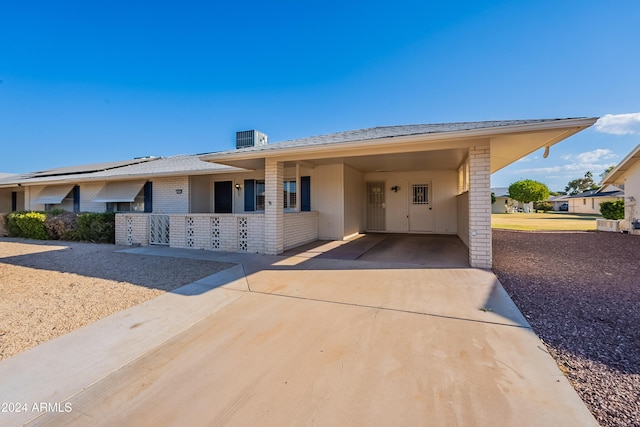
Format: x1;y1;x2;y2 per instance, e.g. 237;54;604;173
566;184;624;214
0;118;597;268
548;194;570;211
490;187;522;213
602;144;640;234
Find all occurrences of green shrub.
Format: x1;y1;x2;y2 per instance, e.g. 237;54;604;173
535;201;553;212
6;211;48;240
70;212;115;243
600;200;624;220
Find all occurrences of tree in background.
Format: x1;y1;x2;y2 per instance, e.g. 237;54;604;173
600;165;616;182
565;171;600;195
508;180;550;212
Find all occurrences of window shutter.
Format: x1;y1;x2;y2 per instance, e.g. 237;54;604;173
73;186;80;213
11;192;17;212
301;176;311;211
244;179;255;211
144;182;153;213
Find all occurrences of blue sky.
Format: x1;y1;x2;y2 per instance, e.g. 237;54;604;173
1;1;639;192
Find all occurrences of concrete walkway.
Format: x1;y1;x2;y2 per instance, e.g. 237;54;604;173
0;245;597;426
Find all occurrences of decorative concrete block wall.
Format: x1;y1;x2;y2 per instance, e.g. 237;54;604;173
115;214;149;246
468;145;492;269
284;211;319;250
169;213;265;253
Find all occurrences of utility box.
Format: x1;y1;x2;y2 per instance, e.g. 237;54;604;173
236;130;268;149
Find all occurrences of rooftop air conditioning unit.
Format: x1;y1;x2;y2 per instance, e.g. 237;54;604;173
236;130;268;149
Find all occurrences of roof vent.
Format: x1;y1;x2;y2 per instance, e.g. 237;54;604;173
236;130;268;149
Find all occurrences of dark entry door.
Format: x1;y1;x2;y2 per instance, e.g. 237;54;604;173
214;181;233;213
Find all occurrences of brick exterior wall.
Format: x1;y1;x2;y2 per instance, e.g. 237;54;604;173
152;176;189;214
468;145;492;269
283;211;319;250
80;182;107;213
264;159;284;255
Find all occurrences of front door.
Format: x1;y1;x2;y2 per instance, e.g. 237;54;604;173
367;182;385;231
214;181;233;213
408;182;434;232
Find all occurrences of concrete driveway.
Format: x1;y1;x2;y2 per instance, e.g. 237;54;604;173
0;242;597;426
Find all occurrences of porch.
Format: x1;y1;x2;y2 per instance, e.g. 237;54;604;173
115;211;319;253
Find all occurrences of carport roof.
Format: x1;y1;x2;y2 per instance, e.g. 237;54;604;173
201;118;598;173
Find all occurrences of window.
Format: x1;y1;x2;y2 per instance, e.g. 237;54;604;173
107;192;145;213
245;178;307;211
283;180;296;209
256;180;265;211
412;184;429;204
98;181;151;213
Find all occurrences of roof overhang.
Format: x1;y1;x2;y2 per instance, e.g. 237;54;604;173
602;144;640;185
202;118;598;173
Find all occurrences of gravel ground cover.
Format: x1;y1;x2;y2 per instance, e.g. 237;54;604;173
0;238;233;361
492;230;640;427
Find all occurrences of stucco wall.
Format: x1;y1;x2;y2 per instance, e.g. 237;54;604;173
311;164;344;240
623;161;640;224
189;175;212;213
457;191;470;247
569;197;621;214
363;170;458;234
343;164;364;237
0;189;18;212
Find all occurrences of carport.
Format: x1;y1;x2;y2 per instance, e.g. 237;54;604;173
283;233;469;267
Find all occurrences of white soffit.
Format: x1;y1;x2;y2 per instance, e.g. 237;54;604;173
93;181;146;203
31;184;75;204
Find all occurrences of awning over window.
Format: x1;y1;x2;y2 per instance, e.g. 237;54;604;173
31;184;74;204
93;181;146;203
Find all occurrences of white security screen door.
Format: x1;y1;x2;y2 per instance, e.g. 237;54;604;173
367;182;386;231
409;182;434;232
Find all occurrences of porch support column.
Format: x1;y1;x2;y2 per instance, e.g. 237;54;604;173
468;144;492;269
264;158;284;255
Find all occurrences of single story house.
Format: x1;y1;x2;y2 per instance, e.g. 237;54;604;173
566;184;624;214
602;144;640;234
490;187;525;213
548;194;570;211
0;118;597;268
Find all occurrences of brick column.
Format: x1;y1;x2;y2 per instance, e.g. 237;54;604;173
264;159;284;254
468;144;492;268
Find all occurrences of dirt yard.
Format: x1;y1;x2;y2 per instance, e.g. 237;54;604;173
493;230;640;427
0;238;233;361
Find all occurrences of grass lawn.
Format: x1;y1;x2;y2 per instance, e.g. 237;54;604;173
491;212;601;231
